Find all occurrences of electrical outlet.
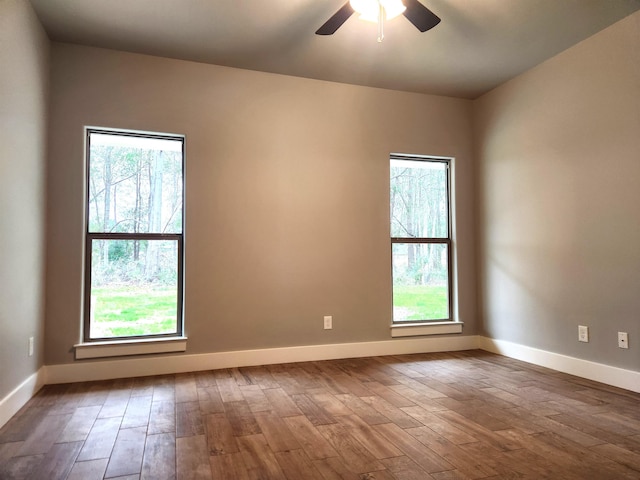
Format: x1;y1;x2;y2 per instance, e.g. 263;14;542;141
578;325;589;343
324;315;332;330
618;332;629;349
28;337;34;357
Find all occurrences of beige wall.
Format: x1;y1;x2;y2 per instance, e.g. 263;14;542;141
45;44;477;365
474;11;640;370
0;0;49;398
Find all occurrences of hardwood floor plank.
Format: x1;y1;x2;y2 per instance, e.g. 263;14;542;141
238;366;280;390
148;400;175;435
433;410;522;452
360;396;422;429
316;422;385;474
0;453;45;479
0;441;23;466
307;391;354;416
66;458;109;480
373;422;454;474
381;455;437;480
197;385;225;414
311;456;361;480
400;406;477;445
332;394;390;425
458;439;543;479
262;388;303;417
176;435;212;480
98;389;131;419
17;412;72;455
254;411;301;453
104;426;147;478
47;383;92;415
121;395;152;429
30;384;72;407
151;377;175;403
77;416;122;461
0;406;50;443
240;385;272;413
175;373;199;403
56;405;102;443
548;411;640;451
28;440;83;480
282;415;338;461
216;374;245;402
209;451;250;479
237;433;287;480
176;401;205;438
224;400;262;437
141;432;176;480
335;414;403;459
407;425;498;479
194;370;217;388
291;394;336;426
266;367;307;395
131;376;156;398
204;413;239;456
590;443;640;472
325;373;373;397
363;381;417;408
432;398;511;432
593;411;640;435
78;381;112;407
275;449;326;480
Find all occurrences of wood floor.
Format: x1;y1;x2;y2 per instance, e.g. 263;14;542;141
1;350;639;480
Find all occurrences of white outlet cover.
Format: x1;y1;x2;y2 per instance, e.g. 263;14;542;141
578;325;589;342
618;332;629;349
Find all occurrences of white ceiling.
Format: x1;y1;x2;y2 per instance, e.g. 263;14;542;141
30;0;640;99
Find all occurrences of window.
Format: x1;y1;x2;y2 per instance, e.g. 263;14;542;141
84;129;184;342
390;155;453;324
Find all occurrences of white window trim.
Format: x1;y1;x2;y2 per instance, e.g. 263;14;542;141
74;336;187;359
390;153;457;328
82;127;186;344
390;322;463;337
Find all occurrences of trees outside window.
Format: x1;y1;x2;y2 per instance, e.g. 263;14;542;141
84;129;184;340
390;156;452;322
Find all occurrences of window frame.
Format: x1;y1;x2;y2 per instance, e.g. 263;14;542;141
390;154;454;325
83;128;185;343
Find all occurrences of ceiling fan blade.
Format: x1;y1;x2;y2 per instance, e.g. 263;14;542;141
315;2;355;35
402;0;441;32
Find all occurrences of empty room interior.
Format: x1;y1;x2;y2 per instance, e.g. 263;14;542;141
1;0;639;478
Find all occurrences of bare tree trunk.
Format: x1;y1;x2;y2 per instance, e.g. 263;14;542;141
102;148;113;264
134;156;142;261
146;150;164;281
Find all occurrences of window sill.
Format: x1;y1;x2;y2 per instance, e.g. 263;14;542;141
74;336;187;360
390;322;463;337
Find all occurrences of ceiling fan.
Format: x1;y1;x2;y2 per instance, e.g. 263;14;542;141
315;0;440;37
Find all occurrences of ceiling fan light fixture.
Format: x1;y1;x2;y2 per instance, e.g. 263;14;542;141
349;0;406;23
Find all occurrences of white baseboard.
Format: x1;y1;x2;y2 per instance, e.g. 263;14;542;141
479;336;640;394
0;368;46;429
45;335;480;384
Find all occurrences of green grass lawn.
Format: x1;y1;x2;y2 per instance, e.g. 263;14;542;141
91;286;177;338
91;283;447;337
393;285;448;321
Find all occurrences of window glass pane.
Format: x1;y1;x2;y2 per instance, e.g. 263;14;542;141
392;242;449;321
88;133;183;234
390;160;447;238
89;239;179;338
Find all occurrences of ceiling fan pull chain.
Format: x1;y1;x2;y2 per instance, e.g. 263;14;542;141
377;1;384;42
